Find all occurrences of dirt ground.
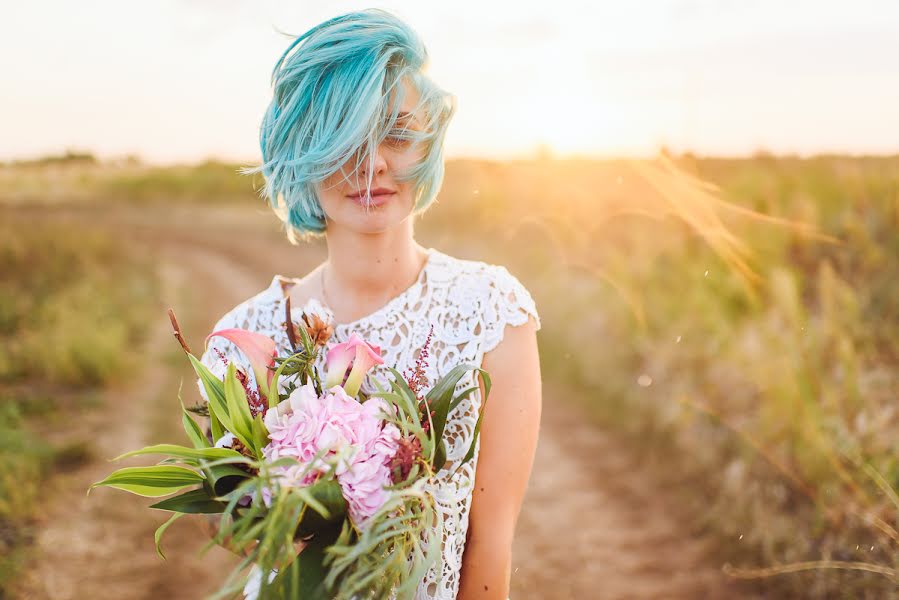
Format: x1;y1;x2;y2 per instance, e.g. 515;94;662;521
15;206;752;599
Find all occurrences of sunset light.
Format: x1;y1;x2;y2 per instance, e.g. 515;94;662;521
3;1;898;163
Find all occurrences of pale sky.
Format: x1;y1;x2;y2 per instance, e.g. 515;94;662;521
2;0;898;164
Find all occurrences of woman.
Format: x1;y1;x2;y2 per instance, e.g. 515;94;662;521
199;9;542;599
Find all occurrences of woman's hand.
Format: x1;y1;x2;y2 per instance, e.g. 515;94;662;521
457;316;542;599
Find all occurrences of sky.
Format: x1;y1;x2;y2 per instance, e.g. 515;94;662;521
2;0;898;164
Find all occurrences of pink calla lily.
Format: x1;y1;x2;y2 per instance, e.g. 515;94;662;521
205;328;278;402
324;333;384;397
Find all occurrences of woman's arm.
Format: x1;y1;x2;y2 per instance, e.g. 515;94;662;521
457;316;542;599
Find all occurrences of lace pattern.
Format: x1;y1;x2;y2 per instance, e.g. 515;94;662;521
197;248;540;600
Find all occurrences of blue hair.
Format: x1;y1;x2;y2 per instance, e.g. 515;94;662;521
242;9;456;241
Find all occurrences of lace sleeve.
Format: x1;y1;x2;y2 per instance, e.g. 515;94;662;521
480;265;541;356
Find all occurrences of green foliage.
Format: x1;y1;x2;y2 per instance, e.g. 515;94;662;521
90;323;486;598
150;489;227;514
0;210;158;593
0;403;54;586
0;213;158;386
90;465;205;497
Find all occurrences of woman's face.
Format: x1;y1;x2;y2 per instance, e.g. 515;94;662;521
316;78;427;235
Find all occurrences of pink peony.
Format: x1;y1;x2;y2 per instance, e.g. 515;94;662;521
262;382;401;527
338;409;401;526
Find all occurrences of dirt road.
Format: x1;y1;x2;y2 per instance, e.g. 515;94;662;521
17;207;749;599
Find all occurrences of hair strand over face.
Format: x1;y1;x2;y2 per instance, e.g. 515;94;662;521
239;9;456;243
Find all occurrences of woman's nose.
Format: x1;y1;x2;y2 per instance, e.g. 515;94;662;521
359;145;388;176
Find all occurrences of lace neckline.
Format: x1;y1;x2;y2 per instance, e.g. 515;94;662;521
270;247;438;330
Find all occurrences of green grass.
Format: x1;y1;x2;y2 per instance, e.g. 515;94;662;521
0;210;159;592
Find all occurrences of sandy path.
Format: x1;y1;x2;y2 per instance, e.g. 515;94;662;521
16;206;749;599
15;238;250;599
509;386;749;599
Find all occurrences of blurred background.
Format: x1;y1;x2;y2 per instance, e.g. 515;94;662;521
1;1;897;599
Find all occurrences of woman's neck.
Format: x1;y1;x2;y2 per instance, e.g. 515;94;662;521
320;220;429;322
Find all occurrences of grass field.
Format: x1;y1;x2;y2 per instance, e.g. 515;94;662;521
2;153;896;597
0;210;159;589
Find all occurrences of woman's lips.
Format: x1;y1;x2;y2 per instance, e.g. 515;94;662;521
351;191;396;207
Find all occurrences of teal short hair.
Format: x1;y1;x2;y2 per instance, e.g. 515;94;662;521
243;9;456;241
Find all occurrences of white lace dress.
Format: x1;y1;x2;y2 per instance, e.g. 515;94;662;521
197;247;540;600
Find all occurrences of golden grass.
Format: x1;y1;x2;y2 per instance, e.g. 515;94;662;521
2;153;897;597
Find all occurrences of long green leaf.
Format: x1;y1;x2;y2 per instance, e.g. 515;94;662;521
188;353;231;440
434;439;448;472
268;349;306;408
150;488;227;514
385;367;420;418
455;369;492;472
426;364;478;465
208;406;224;444
295;479;348;536
223;362;255;453
181;400;210;449
252;413;269;457
90;465;204;497
448;385;478;414
270;527;340;600
112;444;243;463
154;512;185;560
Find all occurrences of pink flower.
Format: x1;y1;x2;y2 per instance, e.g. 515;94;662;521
324;333;384;397
339;415;401;527
261;382;400;528
205;328;278;403
263;382;323;465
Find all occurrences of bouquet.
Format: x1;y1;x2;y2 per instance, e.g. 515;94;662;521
91;306;490;599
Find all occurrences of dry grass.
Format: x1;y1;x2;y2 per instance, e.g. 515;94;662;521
0;210;159;591
3;153;897;597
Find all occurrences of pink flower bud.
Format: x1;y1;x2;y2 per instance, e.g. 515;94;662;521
324;333;384;397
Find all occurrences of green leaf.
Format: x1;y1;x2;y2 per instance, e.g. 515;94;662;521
296;479;348;537
112;444;243;463
455;369;491;472
203;463;252;497
252;413;269;457
385;367;420;418
223;362;256;453
150;488;227;514
181;400;210;449
188;353;229;441
448;385;478;414
154;512;185;560
90;465;204;497
425;364;477;464
270;527;341;600
268;350;303;409
208;407;224;444
434;439;447;472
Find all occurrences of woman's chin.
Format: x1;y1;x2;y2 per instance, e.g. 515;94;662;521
344;210;410;234
321;195;413;234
